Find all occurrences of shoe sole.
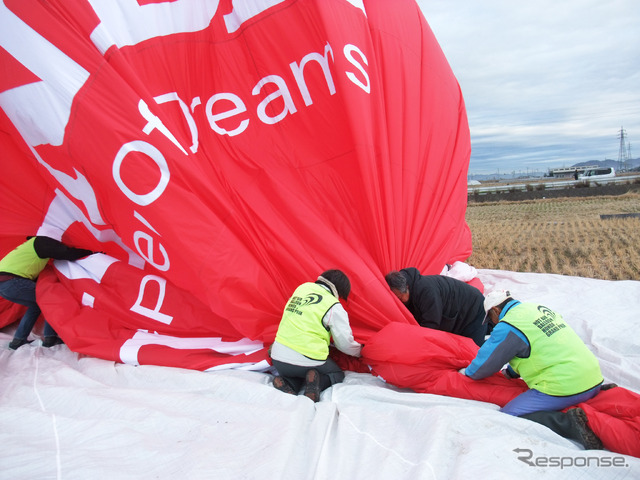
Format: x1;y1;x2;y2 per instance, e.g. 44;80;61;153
568;408;603;450
304;369;321;402
273;376;296;395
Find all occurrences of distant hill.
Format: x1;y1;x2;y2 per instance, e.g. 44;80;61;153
572;158;640;169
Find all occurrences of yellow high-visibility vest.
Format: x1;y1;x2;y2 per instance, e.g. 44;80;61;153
0;238;48;280
274;282;339;360
505;303;602;396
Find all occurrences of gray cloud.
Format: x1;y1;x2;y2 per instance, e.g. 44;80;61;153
416;0;640;174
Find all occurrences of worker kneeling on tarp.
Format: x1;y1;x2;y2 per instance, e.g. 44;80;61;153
269;270;362;402
460;290;605;449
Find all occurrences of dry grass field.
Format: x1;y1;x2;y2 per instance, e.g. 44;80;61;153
465;192;640;281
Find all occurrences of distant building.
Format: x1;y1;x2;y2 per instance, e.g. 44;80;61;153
549;165;598;178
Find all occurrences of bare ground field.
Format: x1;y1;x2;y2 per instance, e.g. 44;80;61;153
466;184;640;281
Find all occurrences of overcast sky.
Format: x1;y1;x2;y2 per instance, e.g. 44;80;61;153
416;0;640;175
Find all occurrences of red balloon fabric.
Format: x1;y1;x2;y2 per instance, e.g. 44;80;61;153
362;322;530;406
0;0;472;366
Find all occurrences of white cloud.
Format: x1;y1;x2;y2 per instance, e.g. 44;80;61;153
416;0;640;173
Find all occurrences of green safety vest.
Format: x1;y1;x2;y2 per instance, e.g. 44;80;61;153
274;282;339;360
504;303;602;396
0;238;48;280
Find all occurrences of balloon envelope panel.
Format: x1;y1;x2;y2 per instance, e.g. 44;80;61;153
0;0;472;369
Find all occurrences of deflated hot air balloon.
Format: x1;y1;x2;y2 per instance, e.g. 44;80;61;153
3;1;640;459
0;0;473;369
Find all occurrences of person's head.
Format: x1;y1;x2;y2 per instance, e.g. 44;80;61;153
385;270;409;304
483;289;514;325
317;269;351;301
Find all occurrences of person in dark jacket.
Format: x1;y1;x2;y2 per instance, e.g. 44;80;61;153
385;267;487;346
0;236;95;349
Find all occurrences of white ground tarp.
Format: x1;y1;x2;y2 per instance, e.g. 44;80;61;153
1;270;639;479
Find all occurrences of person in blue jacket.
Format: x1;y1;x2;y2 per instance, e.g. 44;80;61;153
460;289;606;449
0;236;95;349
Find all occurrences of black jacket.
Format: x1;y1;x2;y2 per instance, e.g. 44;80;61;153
401;267;484;335
32;236;94;261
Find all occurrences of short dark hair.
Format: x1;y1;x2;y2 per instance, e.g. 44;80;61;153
318;269;351;300
385;270;408;293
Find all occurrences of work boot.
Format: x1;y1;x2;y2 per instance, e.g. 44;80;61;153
568;408;603;450
273;376;296;395
42;336;64;348
9;338;33;350
303;369;321;403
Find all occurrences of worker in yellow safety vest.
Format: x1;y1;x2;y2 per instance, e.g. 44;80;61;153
269;269;362;402
0;236;95;349
460;289;607;449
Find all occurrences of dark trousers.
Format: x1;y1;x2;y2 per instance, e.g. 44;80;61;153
521;410;584;444
271;357;345;393
0;277;56;340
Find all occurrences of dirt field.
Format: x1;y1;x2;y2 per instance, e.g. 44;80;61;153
465;185;640;281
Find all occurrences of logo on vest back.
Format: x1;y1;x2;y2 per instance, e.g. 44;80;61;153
301;294;323;305
285;293;323;315
535;305;566;337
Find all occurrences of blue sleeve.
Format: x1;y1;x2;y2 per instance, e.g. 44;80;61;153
465;323;529;380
